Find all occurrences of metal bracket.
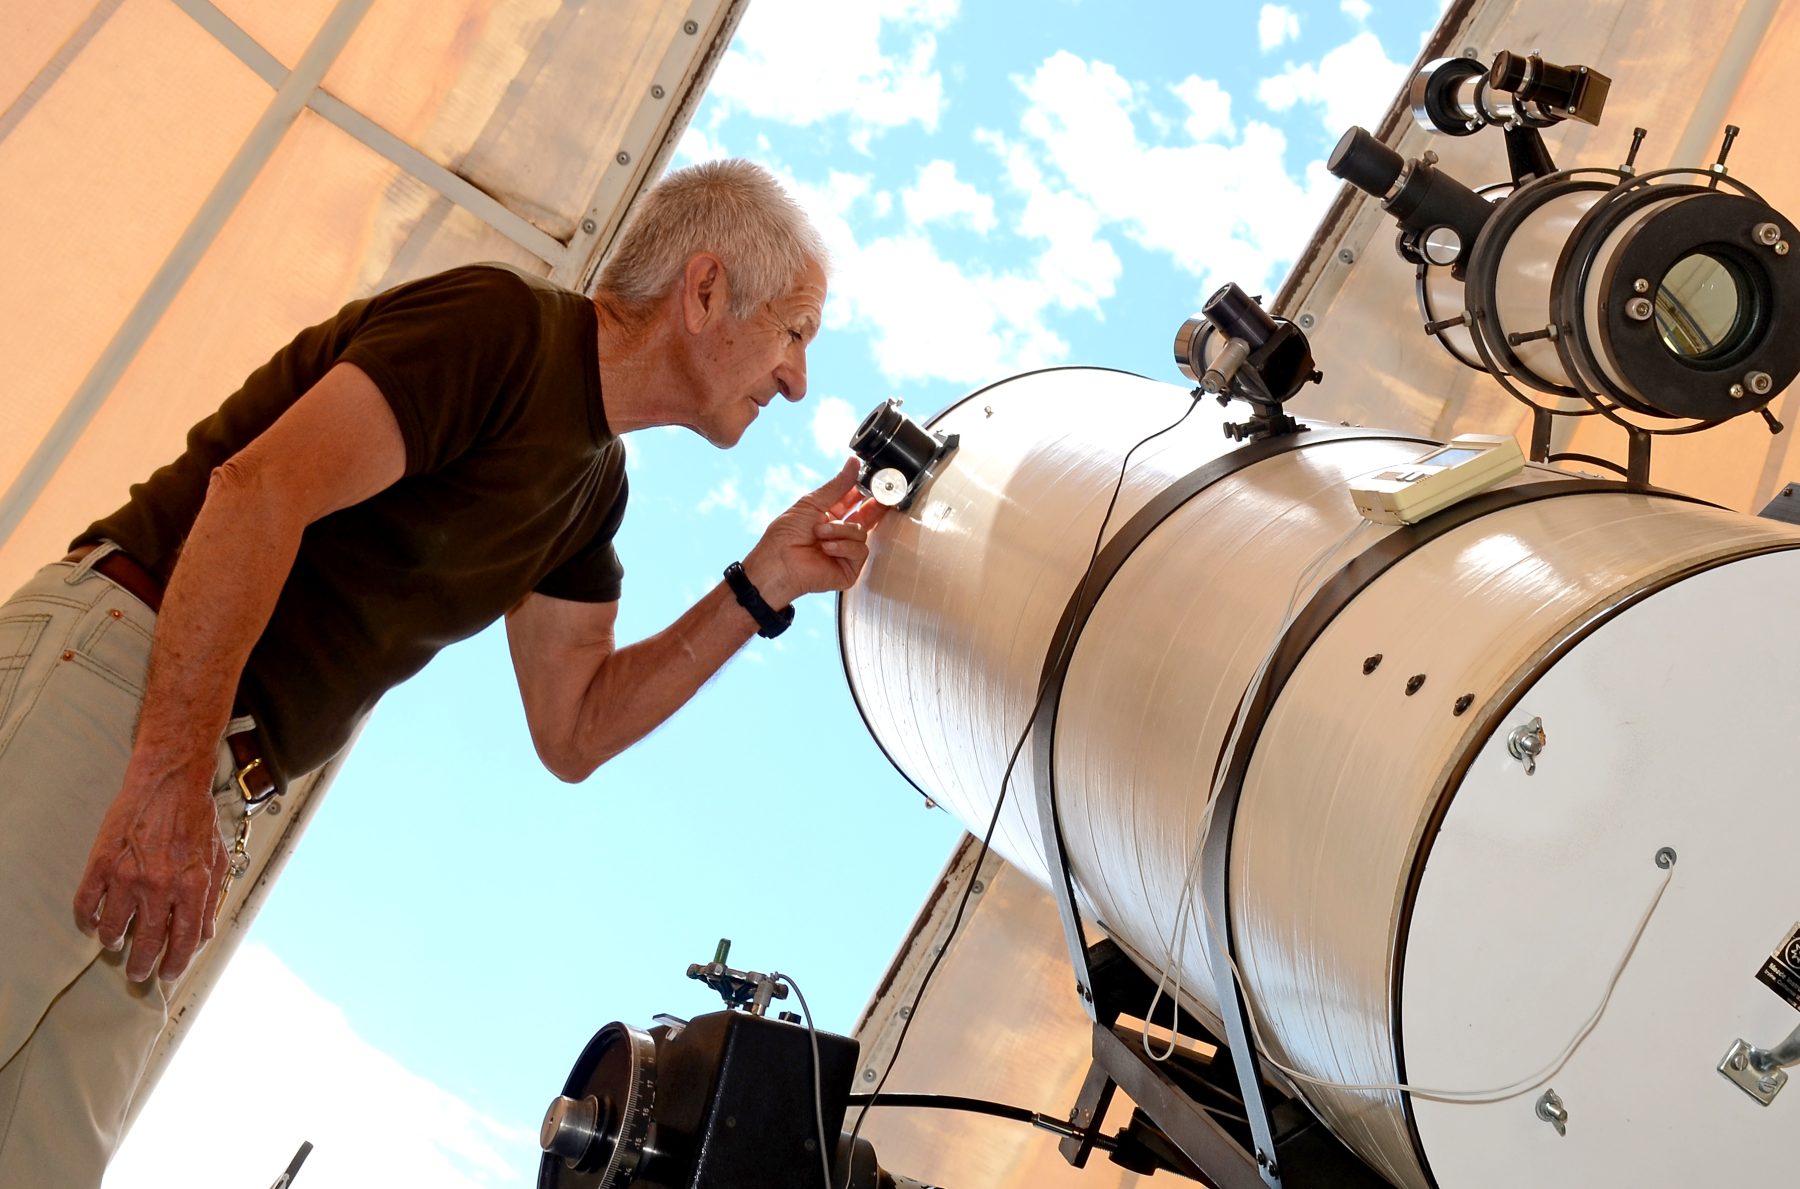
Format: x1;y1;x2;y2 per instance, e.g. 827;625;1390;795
1719;1024;1800;1105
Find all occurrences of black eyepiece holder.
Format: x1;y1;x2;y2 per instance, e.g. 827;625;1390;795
848;398;959;511
1173;282;1321;443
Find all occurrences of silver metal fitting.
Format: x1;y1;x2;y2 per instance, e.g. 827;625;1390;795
1632;277;1650;294
1755;221;1783;246
1535;1089;1568;1136
1626;296;1655;321
1748;371;1774;395
1731;383;1747;399
1507;716;1547;775
1778;241;1791;257
1718;1026;1799;1106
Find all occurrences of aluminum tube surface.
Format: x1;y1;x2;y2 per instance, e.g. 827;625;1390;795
840;367;1800;1187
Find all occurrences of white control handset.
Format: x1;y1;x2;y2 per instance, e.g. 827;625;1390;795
1349;433;1526;525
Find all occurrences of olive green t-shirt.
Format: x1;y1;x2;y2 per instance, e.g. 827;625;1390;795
80;264;628;790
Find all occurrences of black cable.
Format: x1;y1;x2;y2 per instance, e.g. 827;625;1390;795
841;395;1205;1185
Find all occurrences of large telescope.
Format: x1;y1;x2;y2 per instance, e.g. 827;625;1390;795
838;366;1800;1187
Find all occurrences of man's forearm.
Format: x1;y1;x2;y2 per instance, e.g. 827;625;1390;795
129;461;305;783
558;577;777;777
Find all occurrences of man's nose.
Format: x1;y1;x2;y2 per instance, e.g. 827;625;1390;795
779;354;808;402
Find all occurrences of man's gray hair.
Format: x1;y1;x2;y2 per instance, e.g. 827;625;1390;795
599;159;828;319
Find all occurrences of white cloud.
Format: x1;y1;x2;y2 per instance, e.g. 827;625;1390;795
1258;30;1409;135
1002;51;1339;298
674;125;725;166
1342;0;1373;21
810;396;861;458
1258;4;1301;51
706;0;957;144
902;160;996;233
697;463;823;531
782;165;1101;386
1172;75;1234;142
109;945;527;1188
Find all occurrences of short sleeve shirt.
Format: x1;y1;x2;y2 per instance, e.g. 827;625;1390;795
80;265;628;789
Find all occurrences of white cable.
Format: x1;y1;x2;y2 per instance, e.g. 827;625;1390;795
1143;519;1374;1060
770;972;833;1189
1139;516;1680;1104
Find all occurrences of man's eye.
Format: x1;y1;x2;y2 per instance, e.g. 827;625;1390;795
789;329;804;343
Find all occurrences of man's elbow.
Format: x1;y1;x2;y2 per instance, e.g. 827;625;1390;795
536;735;616;784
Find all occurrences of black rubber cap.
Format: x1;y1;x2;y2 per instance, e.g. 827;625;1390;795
1328;126;1404;197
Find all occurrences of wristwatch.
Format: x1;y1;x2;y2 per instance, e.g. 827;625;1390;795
723;561;794;639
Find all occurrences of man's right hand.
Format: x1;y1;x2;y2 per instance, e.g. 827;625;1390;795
73;768;229;984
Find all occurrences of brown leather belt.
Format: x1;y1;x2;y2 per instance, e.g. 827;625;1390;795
65;543;278;805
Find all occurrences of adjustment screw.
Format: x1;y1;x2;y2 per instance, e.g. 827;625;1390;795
1760;1076;1781;1094
1626;296;1654;321
1731;383;1747;399
1731;1051;1750;1071
1632;277;1650;294
1748;371;1774;395
1755;221;1783;246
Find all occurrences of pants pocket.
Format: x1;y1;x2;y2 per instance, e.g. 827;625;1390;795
0;614;51;725
72;609;153;698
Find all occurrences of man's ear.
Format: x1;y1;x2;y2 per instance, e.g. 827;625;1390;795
681;252;727;333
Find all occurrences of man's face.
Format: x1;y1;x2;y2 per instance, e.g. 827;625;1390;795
692;258;826;447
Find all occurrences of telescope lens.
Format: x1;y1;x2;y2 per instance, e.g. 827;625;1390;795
1655;253;1748;359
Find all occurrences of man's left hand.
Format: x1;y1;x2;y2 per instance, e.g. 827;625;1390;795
743;458;885;607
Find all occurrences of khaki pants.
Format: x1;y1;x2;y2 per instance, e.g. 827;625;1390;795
0;546;247;1187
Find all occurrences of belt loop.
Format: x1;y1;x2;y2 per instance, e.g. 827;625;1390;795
64;539;120;585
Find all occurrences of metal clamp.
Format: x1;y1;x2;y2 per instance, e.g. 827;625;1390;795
1718;1023;1800;1105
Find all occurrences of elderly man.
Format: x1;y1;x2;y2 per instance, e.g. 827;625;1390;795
0;158;874;1182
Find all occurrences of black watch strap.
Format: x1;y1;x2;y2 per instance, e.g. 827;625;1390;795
724;561;795;639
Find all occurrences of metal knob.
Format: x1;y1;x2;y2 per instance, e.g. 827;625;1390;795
541;1094;602;1161
1507;716;1546;775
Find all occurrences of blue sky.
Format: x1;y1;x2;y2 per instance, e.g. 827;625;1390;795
110;2;1446;1184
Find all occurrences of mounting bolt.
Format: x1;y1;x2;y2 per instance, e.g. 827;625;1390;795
862;1068;877;1082
1632;277;1650;294
1536;1089;1568;1136
616;150;631;166
1731;383;1747;399
1507;716;1546;775
1338;248;1356;264
651;84;666;99
1778;241;1791;256
1755;222;1783;246
1298;312;1316;329
898;1005;912;1019
1626;296;1654;321
1748;371;1774;396
581;218;597;234
971;879;985;894
683;18;699;33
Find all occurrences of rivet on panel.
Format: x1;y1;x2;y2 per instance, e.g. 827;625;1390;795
651;84;666;100
581;218;597;234
1453;693;1474;716
1361;653;1382;675
616;150;631;166
683;19;699;34
1405;674;1426;695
